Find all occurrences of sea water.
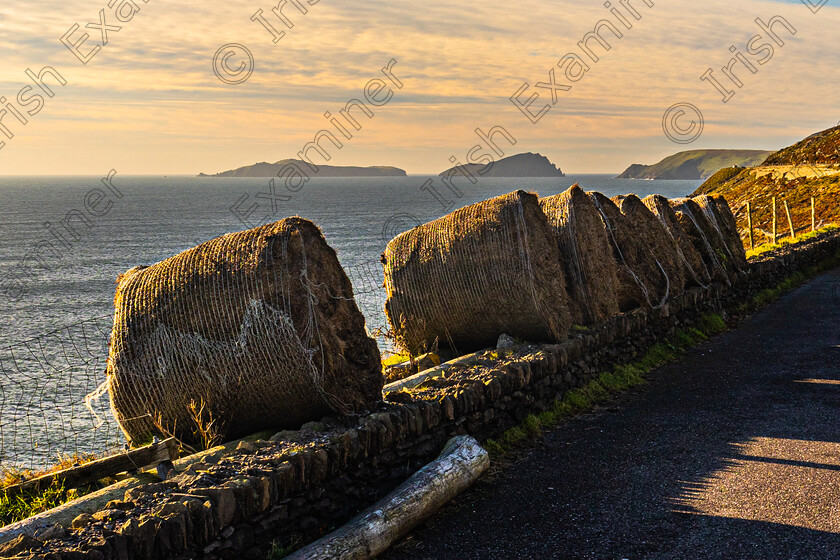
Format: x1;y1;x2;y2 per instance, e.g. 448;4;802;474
0;174;702;467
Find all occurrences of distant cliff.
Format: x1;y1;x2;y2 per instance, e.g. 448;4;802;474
199;159;407;178
617;149;773;180
439;152;564;178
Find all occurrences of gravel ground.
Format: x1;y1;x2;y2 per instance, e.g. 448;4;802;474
384;266;840;560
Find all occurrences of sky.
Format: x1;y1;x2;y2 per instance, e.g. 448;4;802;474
0;0;837;175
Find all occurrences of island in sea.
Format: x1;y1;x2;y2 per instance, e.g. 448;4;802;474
617;149;774;180
199;159;407;178
439;152;565;178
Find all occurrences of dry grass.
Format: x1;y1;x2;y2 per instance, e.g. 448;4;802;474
540;185;620;325
384;190;572;354
745;224;838;259
0;452;99;527
643;194;711;288
1;452;99;490
109;217;383;447
381;352;411;368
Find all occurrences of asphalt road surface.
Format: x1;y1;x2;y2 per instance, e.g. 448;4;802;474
385;266;840;560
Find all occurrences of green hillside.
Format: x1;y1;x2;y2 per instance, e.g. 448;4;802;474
618;149;773;180
762;126;840;166
694;125;840;244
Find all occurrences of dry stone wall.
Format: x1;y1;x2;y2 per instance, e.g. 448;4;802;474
3;230;839;560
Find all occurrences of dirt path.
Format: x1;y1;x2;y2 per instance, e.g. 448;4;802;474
384;266;840;560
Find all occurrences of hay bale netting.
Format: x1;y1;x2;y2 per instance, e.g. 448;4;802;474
613;194;687;304
383;190;571;355
106;217;383;446
694;194;748;272
642;194;712;288
585;192;677;311
669;197;736;286
540;185;620;325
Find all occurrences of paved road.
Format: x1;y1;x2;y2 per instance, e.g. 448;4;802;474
385;267;840;560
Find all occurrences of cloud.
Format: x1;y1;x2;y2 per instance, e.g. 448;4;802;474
0;0;837;173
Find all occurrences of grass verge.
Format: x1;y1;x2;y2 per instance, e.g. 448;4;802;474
381;352;410;368
0;452;102;525
0;480;81;527
740;247;840;313
485;238;840;460
745;224;837;259
483;312;728;460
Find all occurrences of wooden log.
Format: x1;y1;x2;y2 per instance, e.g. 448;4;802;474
747;202;754;250
2;439;178;499
784;200;795;239
286;436;489;560
384;349;489;393
772;197;777;244
0;431;273;543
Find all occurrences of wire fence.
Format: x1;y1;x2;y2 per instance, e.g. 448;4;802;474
0;262;390;472
0;315;124;472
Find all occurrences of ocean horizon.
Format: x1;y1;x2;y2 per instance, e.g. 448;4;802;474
0;174;704;349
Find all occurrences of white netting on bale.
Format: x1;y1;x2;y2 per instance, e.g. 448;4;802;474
106;217;382;446
669;198;735;287
383;190;571;355
642;194;711;289
588;192;659;311
540;185;620;325
694;195;748;274
611;193;686;308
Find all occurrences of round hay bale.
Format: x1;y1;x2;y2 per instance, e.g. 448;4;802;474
540;185;620;325
694;194;748;272
383;190;571;355
669;198;735;286
613;193;686;305
107;217;382;446
642;194;711;288
585;192;676;311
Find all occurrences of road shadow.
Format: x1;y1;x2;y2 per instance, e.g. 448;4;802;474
385;267;840;560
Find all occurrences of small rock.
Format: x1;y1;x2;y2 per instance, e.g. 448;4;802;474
202;451;224;464
415;352;440;372
0;534;40;556
169;471;202;488
269;430;298;442
117;516;157;542
71;513;94;529
104;500;135;511
497;333;515;349
124;482;170;502
35;523;66;541
154;501;188;519
236;441;257;454
92;509;126;522
300;421;326;432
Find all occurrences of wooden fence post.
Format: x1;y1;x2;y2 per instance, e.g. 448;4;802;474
1;438;178;499
811;197;816;232
784;200;795;239
772;196;777;244
747;202;754;250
